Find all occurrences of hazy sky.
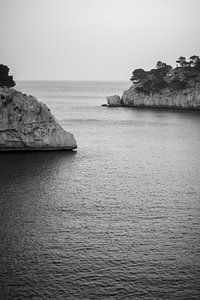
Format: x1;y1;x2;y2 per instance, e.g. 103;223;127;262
1;0;200;80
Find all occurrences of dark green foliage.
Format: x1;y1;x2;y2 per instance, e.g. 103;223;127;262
176;56;188;67
130;55;200;94
0;64;16;88
193;57;200;71
136;78;167;94
169;79;188;90
156;61;173;76
130;68;148;82
189;55;200;67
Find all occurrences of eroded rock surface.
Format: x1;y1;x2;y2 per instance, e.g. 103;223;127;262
107;83;200;109
106;95;121;107
121;83;200;109
0;88;77;151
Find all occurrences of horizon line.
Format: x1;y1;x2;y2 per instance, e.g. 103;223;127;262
16;79;130;82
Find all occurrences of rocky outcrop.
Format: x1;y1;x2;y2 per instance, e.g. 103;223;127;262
0;88;77;151
107;83;200;109
106;95;122;107
0;64;16;88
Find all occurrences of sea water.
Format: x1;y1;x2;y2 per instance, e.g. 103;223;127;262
0;81;200;299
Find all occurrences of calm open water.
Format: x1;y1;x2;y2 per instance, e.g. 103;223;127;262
0;81;200;299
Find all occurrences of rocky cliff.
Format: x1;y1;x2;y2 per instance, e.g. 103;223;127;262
107;55;200;109
0;88;77;151
107;83;200;109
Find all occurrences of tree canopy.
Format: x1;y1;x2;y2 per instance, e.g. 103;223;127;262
0;64;16;88
130;55;200;94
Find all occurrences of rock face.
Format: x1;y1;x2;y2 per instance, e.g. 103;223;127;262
106;95;122;107
107;83;200;109
0;64;16;88
0;88;77;151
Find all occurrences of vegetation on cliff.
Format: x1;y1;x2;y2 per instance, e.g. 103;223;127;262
130;55;200;95
0;64;16;88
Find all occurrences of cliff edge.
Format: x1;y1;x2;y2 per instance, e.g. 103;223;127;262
106;55;200;109
110;83;200;109
0;88;77;151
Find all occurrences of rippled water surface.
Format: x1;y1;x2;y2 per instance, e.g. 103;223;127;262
0;81;200;299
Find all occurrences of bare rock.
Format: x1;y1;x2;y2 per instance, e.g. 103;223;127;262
0;88;77;151
121;83;200;109
106;95;122;107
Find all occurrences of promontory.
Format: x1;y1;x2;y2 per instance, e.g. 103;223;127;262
107;55;200;109
0;65;77;151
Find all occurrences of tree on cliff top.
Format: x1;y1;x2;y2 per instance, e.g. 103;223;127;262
0;64;16;88
189;55;200;66
130;55;200;94
189;55;200;71
176;56;188;67
130;68;148;83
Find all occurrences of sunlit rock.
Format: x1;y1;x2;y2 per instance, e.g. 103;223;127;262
0;88;77;151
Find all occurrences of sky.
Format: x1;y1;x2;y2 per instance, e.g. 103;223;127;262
0;0;200;81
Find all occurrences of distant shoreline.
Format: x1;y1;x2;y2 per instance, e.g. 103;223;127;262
105;104;200;111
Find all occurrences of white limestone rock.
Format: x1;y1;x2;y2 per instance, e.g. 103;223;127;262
0;88;77;151
106;95;122;107
121;83;200;109
106;83;200;109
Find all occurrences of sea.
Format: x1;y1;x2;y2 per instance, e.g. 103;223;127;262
0;81;200;299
